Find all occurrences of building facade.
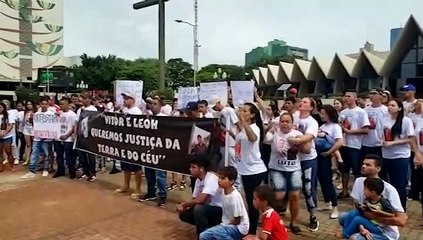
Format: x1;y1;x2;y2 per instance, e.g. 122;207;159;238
245;39;308;66
0;0;64;97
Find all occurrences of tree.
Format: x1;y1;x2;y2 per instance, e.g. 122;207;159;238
166;58;193;90
197;64;246;82
15;86;39;103
117;58;160;92
245;55;295;74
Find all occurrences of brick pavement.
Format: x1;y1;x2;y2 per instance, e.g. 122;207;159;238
1;167;423;239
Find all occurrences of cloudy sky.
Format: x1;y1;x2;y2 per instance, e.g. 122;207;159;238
63;0;423;67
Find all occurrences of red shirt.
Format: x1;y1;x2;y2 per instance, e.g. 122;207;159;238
261;209;288;240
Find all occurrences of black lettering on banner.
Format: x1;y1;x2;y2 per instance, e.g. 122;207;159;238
76;111;220;174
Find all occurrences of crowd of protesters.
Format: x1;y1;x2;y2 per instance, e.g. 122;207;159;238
1;84;422;240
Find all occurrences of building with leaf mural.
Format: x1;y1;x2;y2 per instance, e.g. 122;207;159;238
0;0;63;97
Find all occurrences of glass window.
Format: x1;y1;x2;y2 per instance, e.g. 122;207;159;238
418;49;423;63
403;49;417;63
417;64;423;77
401;63;417;78
419;36;423;48
369;78;382;89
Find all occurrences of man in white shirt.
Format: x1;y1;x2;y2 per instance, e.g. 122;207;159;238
76;93;98;182
198;100;214;118
52;97;78;179
338;154;406;240
177;154;222;237
116;91;143;198
139;97;168;206
401;84;417;116
338;89;370;199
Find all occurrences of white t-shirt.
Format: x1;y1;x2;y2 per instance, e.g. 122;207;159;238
17;111;25;133
363;105;389;147
203;112;214;118
403;99;417;116
339;106;370;149
122;106;143;115
58;111;78;142
219;107;239;147
161;104;172;115
7;109;18;136
382;117;414;159
216;188;249;235
295;115;318;161
76;105;98;119
410;113;423;153
267;129;303;172
351;177;404;240
0;113;15;139
20;111;34;136
319;122;343;144
236;123;267;175
192;172;221;207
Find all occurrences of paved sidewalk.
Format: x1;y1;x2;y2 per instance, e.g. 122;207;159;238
1;166;423;239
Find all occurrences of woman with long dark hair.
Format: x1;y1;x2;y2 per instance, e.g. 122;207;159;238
228;102;267;236
382;99;415;210
0;101;16;172
21;100;35;165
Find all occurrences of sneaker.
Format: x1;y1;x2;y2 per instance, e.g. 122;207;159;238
157;198;166;207
336;183;343;190
42;170;49;177
52;173;64;178
14;159;19;165
307;216;319;232
330;210;339;219
317;203;332;211
166;182;177;191
290;224;301;235
78;174;88;180
337;192;350;199
139;194;157;202
87;175;97;182
20;172;36;179
179;181;187;191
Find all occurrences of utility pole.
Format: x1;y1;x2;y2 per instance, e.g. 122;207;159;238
133;0;168;91
193;0;198;87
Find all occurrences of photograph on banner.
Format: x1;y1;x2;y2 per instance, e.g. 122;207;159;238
177;87;199;109
230;81;255;107
75;111;221;174
189;124;211;155
114;80;144;106
199;82;228;105
33;111;61;139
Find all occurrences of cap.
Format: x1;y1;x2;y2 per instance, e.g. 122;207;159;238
369;88;384;95
183;101;199;112
121;91;136;100
400;84;416;92
208;95;220;109
289;88;298;94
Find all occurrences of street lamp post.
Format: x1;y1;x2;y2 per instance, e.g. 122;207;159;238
213;67;227;81
76;80;88;91
175;0;199;87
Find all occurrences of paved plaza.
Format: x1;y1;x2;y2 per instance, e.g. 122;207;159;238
1;167;423;240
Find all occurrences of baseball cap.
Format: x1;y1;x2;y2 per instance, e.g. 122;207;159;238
121;91;136;100
289;88;298;94
208;95;220;109
400;84;416;92
183;101;199;112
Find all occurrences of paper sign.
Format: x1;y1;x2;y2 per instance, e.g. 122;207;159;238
33;112;61;139
199;82;228;105
230;81;254;107
114;80;144;106
177;87;199;109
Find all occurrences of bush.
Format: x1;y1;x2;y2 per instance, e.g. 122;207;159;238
147;88;174;100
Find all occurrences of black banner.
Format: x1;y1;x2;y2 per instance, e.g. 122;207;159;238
75;111;221;174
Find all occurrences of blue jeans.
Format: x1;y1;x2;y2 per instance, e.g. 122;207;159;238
29;140;52;173
301;158;318;214
179;204;222;236
339;210;388;240
199;224;242;240
382;157;409;210
317;155;338;207
145;167;167;200
54;141;76;176
340;147;362;178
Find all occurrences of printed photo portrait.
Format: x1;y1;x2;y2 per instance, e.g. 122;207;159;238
188;124;211;155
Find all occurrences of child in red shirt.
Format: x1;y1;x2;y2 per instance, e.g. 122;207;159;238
244;185;289;240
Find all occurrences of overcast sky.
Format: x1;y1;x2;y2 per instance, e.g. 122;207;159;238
63;0;423;67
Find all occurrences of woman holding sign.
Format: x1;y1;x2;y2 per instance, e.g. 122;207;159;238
381;99;415;210
0;102;16;172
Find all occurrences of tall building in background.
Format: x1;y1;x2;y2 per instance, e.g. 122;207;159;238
245;39;308;66
391;28;403;50
0;0;63;96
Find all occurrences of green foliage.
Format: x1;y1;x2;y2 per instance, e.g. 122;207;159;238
147;88;174;100
245;55;295;75
15;86;39;103
166;58;193;90
197;64;245;82
117;58;160;92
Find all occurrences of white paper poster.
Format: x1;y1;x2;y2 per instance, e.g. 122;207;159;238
199;82;228;105
114;80;144;106
177;87;199;109
230;81;254;107
33;112;61;139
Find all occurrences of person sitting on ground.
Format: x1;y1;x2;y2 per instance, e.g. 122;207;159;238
243;185;288;240
336;154;406;240
336;177;395;239
199;166;249;240
177;154;222;236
